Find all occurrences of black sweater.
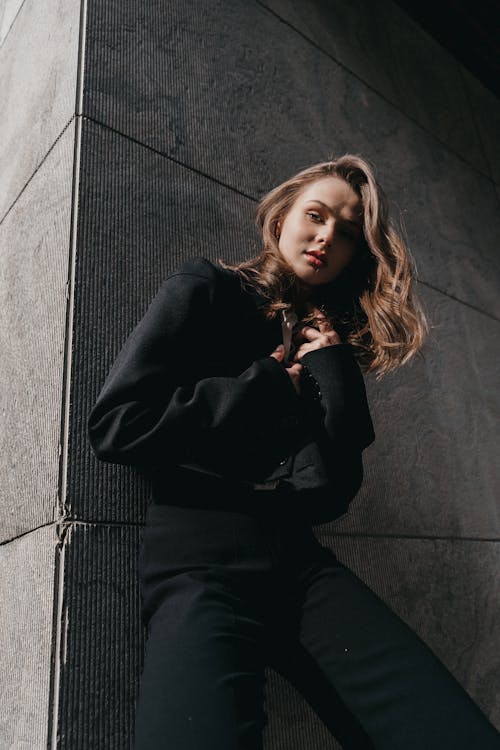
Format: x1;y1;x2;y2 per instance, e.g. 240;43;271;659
87;257;375;524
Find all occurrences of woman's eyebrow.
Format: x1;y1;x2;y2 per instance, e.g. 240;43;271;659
305;199;362;227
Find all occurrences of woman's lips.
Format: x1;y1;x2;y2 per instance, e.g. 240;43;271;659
305;250;327;267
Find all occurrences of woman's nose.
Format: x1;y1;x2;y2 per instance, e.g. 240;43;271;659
317;221;336;246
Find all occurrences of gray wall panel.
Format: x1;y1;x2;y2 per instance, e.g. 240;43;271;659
0;0;25;45
257;0;488;175
264;669;342;749
332;283;500;538
462;66;500;187
0;525;58;749
83;0;500;319
320;534;500;728
0;0;80;218
0;121;75;543
54;523;144;750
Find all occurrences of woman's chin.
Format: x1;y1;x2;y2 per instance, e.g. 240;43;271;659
295;263;333;287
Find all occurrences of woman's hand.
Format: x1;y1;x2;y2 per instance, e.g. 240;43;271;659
292;306;342;361
269;344;303;395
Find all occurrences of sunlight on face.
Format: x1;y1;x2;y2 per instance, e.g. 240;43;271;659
277;177;363;287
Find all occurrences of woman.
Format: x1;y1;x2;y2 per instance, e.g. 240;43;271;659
88;155;500;749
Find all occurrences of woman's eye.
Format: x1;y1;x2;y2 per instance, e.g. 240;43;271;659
306;211;322;222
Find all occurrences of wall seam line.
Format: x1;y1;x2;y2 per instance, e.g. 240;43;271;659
319;531;500;543
0;116;75;228
40;518;500;544
0;0;28;52
48;0;88;746
254;0;498;187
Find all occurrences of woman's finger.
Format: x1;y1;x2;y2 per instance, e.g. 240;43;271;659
294;326;322;343
293;333;342;360
308;305;331;334
316;315;330;334
284;362;302;395
297;328;335;346
269;343;286;361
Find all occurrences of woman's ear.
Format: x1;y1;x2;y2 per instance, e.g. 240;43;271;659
276;220;281;238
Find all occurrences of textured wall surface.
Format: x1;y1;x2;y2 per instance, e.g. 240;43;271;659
2;0;496;747
54;523;144;749
0;0;80;747
0;0;25;45
71;0;500;747
462;66;500;189
0;0;81;219
0;121;76;543
0;526;59;749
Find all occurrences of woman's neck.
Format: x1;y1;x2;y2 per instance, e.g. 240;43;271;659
287;278;313;313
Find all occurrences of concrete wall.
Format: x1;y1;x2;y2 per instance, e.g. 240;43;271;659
75;1;500;747
1;0;499;747
0;0;81;746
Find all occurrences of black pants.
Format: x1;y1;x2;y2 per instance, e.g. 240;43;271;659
134;477;500;749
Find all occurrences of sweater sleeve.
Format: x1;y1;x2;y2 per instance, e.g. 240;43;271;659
299;344;375;450
293;344;375;524
87;265;301;476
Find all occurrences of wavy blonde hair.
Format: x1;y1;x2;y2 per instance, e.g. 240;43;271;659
219;154;429;379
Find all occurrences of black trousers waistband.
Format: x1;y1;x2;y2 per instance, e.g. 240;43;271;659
150;466;302;517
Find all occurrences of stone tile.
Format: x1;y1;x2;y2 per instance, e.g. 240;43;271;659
55;522;144;749
0;0;80;218
312;534;500;729
0;0;24;45
83;0;347;193
264;671;342;749
462;66;500;187
0;525;58;749
389;136;500;320
257;0;487;175
331;283;500;538
0;121;74;543
380;9;486;170
83;0;500;319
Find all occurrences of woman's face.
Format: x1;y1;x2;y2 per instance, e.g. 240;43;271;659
276;176;363;287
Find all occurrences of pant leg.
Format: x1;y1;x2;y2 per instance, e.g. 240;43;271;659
134;569;268;750
133;496;279;750
269;542;500;750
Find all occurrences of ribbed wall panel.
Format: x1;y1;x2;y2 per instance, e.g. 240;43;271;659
264;669;342;749
57;523;144;749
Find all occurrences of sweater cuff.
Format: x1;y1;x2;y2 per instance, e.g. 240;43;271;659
300;344;375;450
300;343;356;376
